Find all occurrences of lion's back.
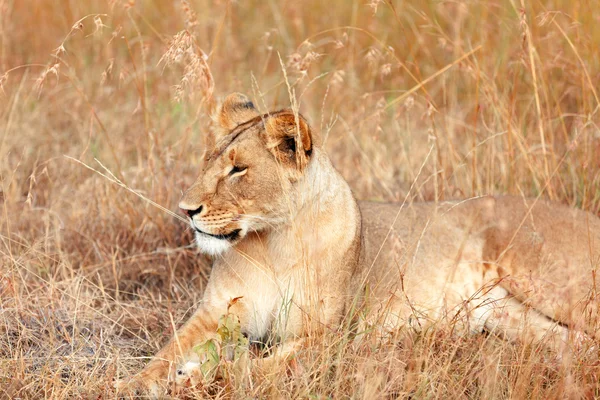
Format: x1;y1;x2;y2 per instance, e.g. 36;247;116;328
357;196;600;333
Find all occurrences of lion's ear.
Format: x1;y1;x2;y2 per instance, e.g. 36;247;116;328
204;93;260;160
217;93;260;130
264;110;313;171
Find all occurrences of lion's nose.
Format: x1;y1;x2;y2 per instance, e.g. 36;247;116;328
180;204;203;218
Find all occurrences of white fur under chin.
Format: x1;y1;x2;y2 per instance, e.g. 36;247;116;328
194;232;232;256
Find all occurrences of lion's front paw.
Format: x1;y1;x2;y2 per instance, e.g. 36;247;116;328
115;372;165;399
174;360;204;388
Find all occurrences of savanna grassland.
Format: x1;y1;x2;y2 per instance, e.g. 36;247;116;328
1;0;600;398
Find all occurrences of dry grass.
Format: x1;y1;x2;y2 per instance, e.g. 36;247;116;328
1;0;600;398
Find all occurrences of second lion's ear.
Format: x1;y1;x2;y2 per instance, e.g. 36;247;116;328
217;93;260;130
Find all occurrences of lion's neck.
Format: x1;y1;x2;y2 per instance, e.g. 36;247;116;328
215;149;358;266
295;148;354;213
231;148;361;273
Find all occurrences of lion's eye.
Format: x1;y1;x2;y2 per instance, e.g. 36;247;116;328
229;165;247;176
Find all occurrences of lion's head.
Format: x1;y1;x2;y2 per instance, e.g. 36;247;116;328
179;93;315;255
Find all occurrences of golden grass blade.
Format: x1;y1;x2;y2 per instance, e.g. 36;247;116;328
65;156;188;224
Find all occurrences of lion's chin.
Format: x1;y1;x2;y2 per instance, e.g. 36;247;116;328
194;231;235;256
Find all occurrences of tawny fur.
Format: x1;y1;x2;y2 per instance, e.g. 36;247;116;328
118;93;600;397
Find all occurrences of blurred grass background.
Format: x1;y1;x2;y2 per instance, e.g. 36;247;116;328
1;0;599;398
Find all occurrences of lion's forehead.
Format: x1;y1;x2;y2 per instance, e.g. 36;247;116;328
210;121;264;161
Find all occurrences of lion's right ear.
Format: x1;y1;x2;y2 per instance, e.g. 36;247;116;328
264;110;313;172
217;93;260;130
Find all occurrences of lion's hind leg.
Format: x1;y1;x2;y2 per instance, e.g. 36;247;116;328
471;286;592;354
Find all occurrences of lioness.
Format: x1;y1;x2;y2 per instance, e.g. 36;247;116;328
119;93;600;396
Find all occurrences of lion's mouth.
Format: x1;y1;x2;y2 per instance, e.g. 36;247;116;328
194;228;241;241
